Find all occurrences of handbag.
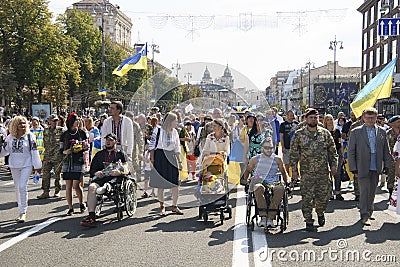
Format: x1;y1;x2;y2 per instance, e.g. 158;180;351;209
340;161;350;182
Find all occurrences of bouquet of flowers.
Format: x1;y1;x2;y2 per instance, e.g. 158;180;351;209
71;139;88;153
92;160;127;181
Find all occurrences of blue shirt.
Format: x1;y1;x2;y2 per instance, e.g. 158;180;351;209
366;126;377;171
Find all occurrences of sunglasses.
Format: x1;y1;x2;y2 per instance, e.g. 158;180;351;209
262;146;274;150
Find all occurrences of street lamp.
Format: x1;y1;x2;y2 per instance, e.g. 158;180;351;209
171;60;181;78
305;61;315;107
151;43;160;98
92;0;113;102
329;35;343;106
184;72;192;100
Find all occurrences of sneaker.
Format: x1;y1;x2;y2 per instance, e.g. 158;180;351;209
266;218;276;228
80;217;97;228
141;192;149;198
53;190;61;198
16;213;26;223
66;208;74;216
259;217;267;228
80;203;87;213
335;194;344;201
37;192;50;199
306;223;316;232
318;214;325;226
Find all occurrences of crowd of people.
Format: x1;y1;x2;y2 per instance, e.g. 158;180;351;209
0;102;399;232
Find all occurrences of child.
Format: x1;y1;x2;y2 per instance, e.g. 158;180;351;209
142;143;154;198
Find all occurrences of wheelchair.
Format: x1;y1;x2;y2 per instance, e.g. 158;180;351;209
94;175;137;221
245;178;290;233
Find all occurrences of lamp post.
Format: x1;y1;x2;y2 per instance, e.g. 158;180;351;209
151;43;160;98
184;72;192;100
305;61;314;107
92;0;113;103
329;36;343;106
171;60;181;79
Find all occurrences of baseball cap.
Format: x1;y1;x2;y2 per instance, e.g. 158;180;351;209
105;133;118;141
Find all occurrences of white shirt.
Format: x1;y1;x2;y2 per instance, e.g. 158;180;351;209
101;115;134;156
0;133;42;169
148;127;180;153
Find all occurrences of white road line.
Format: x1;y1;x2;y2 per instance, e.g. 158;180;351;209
252;228;271;267
232;186;249;267
0;217;61;253
3;181;14;186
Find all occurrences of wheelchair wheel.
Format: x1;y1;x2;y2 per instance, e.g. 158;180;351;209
220;211;224;225
227;205;232;219
125;179;137;217
280;190;289;232
246;193;252;226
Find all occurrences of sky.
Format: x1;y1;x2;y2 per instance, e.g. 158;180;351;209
48;0;364;91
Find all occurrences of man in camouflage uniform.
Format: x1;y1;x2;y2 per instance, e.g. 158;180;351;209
37;114;65;199
386;115;400;199
290;109;338;232
126;111;144;181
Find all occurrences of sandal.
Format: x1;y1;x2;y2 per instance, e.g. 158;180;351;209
160;202;166;216
171;205;184;215
66;208;74;216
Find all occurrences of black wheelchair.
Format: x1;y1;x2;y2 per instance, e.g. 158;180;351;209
245;178;290;233
94;175;137;221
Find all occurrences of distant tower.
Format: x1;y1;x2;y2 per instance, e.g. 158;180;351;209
215;64;234;89
201;66;213;84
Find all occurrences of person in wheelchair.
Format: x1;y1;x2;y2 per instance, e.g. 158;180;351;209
241;137;289;228
80;133;129;227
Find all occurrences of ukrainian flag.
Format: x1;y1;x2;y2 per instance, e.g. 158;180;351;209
350;56;397;118
98;88;107;96
113;43;147;77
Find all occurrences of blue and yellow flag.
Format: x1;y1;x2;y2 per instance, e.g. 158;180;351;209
98;88;107;96
112;43;147;77
350;56;397;118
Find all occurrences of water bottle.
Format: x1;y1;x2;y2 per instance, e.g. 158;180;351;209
33;171;40;185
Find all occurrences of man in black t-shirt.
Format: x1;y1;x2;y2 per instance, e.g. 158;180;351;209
279;110;298;175
80;133;129;227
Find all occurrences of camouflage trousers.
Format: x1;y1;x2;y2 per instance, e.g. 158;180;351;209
41;160;62;193
300;175;332;224
387;162;396;190
129;156;142;181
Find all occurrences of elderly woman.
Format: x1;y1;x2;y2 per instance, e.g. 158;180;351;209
0;116;42;222
149;112;183;216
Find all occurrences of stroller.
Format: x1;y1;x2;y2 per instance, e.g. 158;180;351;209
197;154;232;224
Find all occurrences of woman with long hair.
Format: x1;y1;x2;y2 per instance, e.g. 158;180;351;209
323;114;344;200
244;113;267;163
202;119;230;158
0;116;42;222
149;112;183;216
60;112;89;215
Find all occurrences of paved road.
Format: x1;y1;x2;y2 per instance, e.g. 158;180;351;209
0;164;399;267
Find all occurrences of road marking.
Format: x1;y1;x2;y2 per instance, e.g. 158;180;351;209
252;228;271;267
0;217;61;253
3;181;14;186
232;186;249;267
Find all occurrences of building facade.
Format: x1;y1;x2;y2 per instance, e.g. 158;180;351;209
358;0;400;117
269;62;360;115
72;0;132;50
